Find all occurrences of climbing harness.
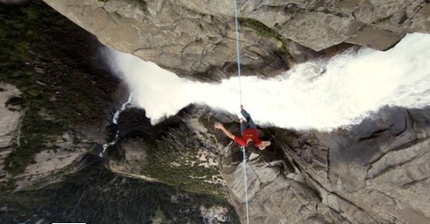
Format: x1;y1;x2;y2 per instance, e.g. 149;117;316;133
234;0;250;223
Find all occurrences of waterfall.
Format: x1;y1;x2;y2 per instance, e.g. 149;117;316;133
99;94;132;157
102;33;430;131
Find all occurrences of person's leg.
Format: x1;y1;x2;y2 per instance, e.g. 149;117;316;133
240;121;248;135
241;109;257;130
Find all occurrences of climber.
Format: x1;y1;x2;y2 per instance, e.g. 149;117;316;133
214;105;271;150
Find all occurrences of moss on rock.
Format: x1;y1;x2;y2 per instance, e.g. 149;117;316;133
1;1;118;176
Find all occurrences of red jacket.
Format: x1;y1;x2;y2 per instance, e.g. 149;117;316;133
234;129;262;147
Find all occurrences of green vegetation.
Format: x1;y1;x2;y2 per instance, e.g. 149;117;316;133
0;2;239;223
0;1;117;175
131;0;148;13
153;207;167;221
239;18;283;40
239;18;289;49
128;127;225;197
0;162;239;223
111;108;226;197
238;17;293;63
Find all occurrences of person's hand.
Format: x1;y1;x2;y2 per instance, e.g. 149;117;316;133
214;122;224;129
240;105;243;110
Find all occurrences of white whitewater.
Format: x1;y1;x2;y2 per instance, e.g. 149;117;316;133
99;94;133;157
102;33;430;131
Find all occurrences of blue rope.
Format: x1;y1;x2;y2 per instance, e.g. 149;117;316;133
234;0;249;224
234;0;243;105
234;1;249;223
241;146;250;224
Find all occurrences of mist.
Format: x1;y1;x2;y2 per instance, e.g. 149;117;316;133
102;33;430;131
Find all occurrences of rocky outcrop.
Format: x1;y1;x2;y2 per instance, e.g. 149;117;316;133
107;107;229;196
0;83;85;190
12;133;94;190
0;0;120;188
314;107;430;223
1;2;238;222
216;106;430;223
109;104;430;223
42;0;430;81
4;1;430;223
200;205;230;224
0;83;24;183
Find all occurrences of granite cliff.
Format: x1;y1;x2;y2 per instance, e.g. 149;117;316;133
42;0;430;82
1;0;430;223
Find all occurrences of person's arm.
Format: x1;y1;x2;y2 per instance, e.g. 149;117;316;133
214;122;235;139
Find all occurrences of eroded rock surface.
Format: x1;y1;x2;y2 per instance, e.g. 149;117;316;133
13;133;94;190
0;83;24;183
112;104;430;223
5;1;430;223
216;106;430;223
42;0;430;81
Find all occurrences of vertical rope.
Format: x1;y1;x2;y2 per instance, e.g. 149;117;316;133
234;1;249;223
234;0;243;105
241;146;250;224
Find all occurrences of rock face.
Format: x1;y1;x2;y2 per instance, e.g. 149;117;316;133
108;105;430;223
217;106;430;223
108;107;229;197
0;83;24;182
5;1;430;223
0;84;87;190
0;0;120;189
41;0;430;81
1;3;238;223
316;107;430;224
12;133;95;190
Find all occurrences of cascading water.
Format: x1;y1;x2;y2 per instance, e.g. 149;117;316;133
102;33;430;131
99;94;132;157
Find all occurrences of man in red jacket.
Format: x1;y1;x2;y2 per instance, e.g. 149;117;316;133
214;105;271;150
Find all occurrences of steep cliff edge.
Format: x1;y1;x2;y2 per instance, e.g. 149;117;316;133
0;84;24;183
218;106;430;223
0;2;239;223
104;104;430;223
2;1;430;223
42;0;430;81
0;1;120;190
